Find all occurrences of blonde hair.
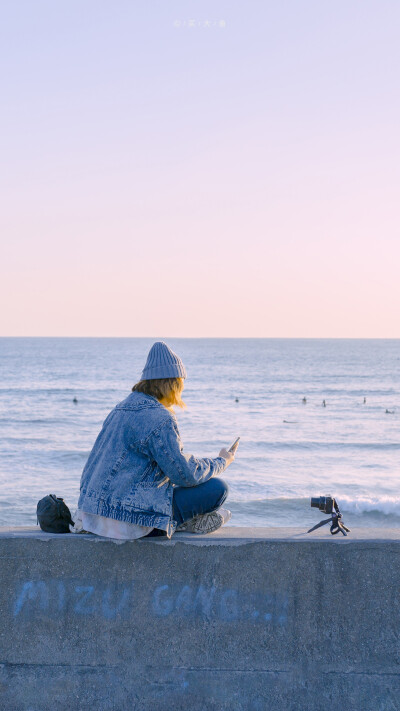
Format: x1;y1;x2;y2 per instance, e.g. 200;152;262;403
132;377;186;409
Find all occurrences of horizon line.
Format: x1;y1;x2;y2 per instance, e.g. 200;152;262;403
1;336;399;341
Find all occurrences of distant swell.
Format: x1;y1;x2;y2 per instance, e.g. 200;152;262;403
252;441;400;451
229;496;400;519
339;495;400;516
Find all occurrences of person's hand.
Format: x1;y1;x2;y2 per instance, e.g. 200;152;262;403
218;447;235;467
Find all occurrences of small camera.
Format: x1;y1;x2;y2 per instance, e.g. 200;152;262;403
310;495;335;515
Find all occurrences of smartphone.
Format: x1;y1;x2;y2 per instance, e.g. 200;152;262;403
229;437;241;452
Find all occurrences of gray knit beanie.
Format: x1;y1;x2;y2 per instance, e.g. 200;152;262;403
141;342;187;381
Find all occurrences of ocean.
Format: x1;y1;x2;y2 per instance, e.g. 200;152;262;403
0;338;399;530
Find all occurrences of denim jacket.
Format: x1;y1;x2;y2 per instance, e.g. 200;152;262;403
78;391;227;538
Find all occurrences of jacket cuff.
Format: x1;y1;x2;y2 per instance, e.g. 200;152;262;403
215;456;229;472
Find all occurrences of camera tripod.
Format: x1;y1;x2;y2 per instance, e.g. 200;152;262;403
308;497;351;536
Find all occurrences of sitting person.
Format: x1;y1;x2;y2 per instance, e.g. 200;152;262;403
72;341;237;539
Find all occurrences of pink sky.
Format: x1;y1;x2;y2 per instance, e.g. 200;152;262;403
1;1;399;337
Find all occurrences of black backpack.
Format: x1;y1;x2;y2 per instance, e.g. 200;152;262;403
37;494;74;533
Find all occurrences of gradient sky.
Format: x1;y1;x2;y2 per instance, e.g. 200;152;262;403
1;0;399;337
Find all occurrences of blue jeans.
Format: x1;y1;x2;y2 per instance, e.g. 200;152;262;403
173;477;228;525
144;477;228;537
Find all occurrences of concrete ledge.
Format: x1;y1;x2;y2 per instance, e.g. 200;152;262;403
4;524;400;542
1;527;400;710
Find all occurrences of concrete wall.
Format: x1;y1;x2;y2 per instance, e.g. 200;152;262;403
1;526;400;711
